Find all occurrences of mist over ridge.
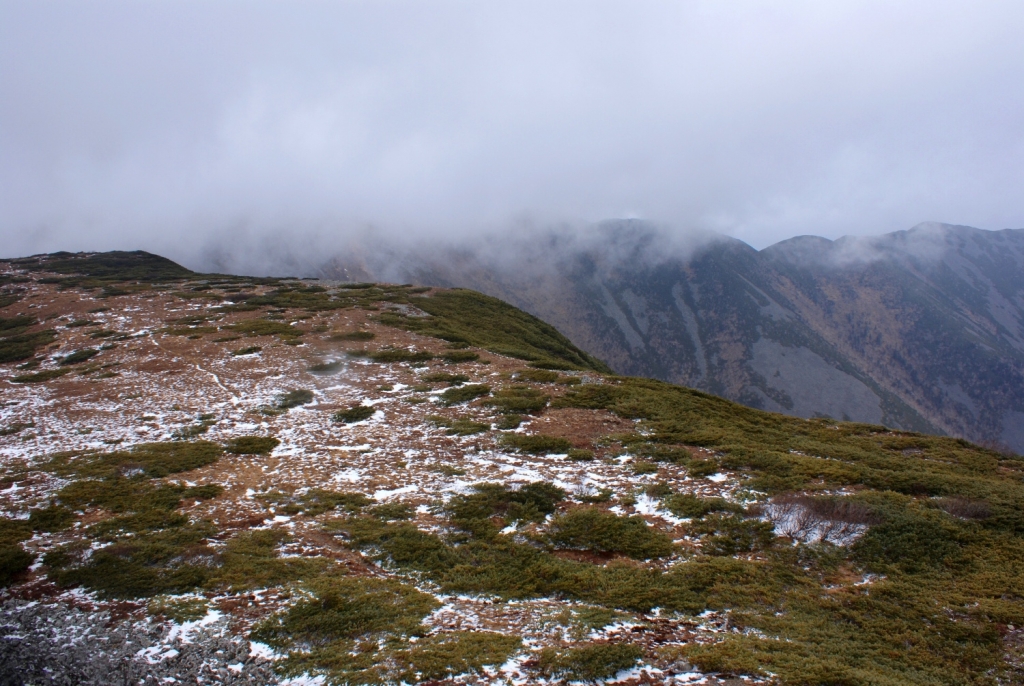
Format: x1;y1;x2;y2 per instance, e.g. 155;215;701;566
3;1;1024;255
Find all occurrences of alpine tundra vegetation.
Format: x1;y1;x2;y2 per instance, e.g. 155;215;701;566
0;251;1022;685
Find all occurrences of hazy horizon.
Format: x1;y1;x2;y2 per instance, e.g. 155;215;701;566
3;1;1023;262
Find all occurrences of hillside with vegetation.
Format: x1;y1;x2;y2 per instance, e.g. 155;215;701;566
349;221;1024;453
0;251;1022;685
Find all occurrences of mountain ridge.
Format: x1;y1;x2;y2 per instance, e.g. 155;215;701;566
319;222;1024;452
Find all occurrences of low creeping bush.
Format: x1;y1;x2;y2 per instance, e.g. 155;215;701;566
484;386;549;414
537;643;643;682
441;350;480;363
259;489;370;517
329;329;375;341
446;482;566;538
333;405;376;423
546;507;675;559
231;345;261;356
225;436;280;455
440;384;491;406
427;416;490;436
276;389;314;409
499;433;572;455
664;493;743;519
421;372;469;386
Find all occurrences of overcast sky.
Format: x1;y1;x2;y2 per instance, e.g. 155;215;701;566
2;0;1023;264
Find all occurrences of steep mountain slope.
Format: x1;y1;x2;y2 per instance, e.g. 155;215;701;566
334;223;1024;452
3;251;1024;684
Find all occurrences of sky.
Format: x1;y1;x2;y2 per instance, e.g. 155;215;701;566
2;0;1023;266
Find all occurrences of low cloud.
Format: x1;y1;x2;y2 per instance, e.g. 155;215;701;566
2;0;1024;265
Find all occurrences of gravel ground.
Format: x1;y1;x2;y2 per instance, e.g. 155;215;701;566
0;600;279;686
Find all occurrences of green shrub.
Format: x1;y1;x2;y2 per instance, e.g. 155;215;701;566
441;350;480;363
421;372;470;386
577;488;614;504
367;348;434;363
528;360;580;371
56;478;218;520
333;405;376;423
59;348;100;365
0;422;33;437
547;507;674;559
0;316;56;363
688;459;720;477
162;326;218;336
369;503;414;521
0;544;33;586
252;575;438;647
231;345;261;356
28;505;74;532
308;360;343;373
565;450;598;462
45;524;216;597
48;441;223;480
484;386;549;414
537;643;642;682
499;433;572;454
147;595;210;623
643;482;673;499
664;494;742;519
183;484;224;500
277;389;314;409
446;482;566;536
11;368;72;383
440;384;491;406
330;330;375;341
514;368;560;383
260;489;370;517
224;319;303;339
687;514;776;556
495;414;524;430
427;416;489;435
394;631;522;682
226;436;280;455
852;507;963;573
632;461;659;475
46;526;327;598
212;529;330;592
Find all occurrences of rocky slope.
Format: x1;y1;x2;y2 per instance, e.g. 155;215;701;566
329;222;1024;452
